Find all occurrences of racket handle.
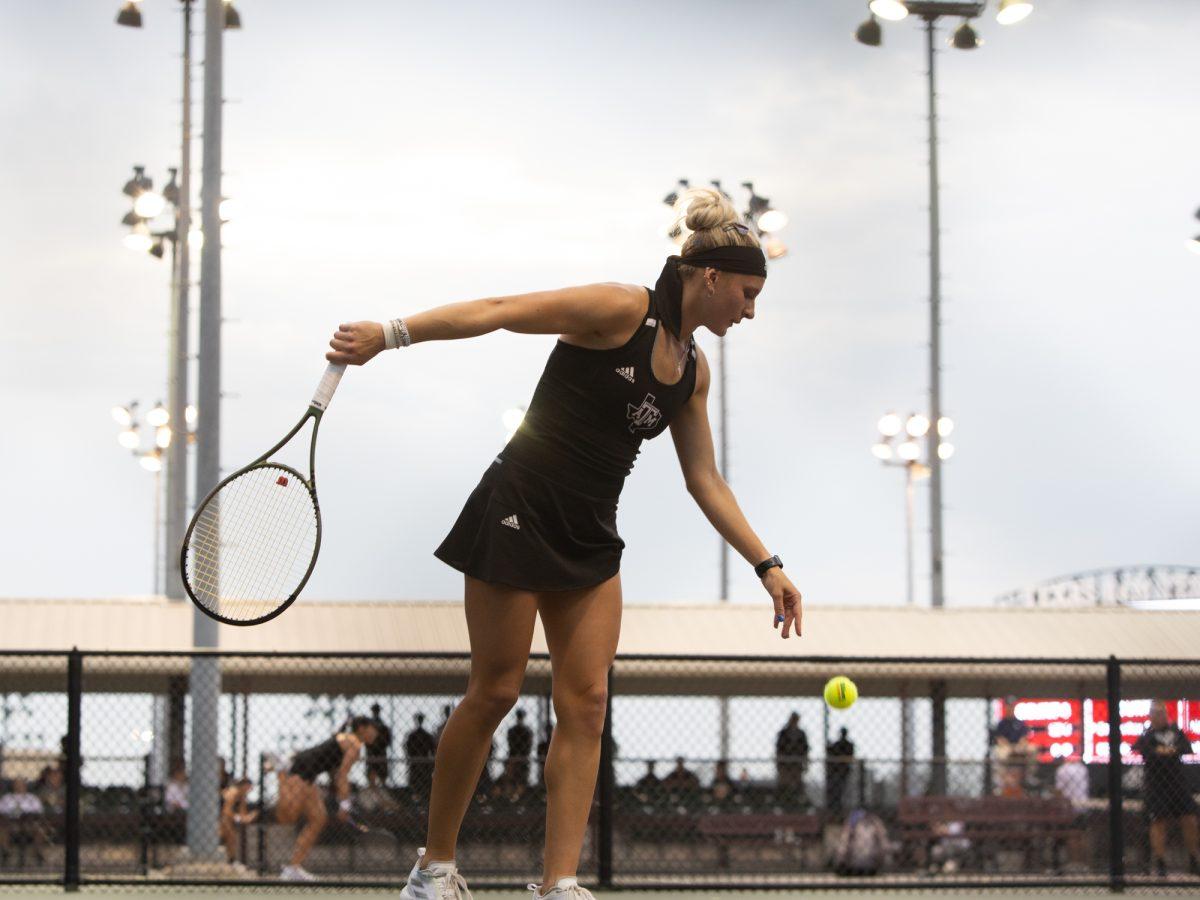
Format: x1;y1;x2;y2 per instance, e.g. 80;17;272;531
311;363;347;411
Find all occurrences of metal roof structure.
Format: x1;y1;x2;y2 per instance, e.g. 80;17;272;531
0;598;1195;696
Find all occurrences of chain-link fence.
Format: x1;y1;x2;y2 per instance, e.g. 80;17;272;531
0;651;1196;890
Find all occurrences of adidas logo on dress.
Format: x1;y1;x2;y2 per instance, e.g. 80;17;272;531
615;366;634;383
500;514;521;530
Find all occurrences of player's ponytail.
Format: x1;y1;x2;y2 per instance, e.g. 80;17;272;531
675;188;762;280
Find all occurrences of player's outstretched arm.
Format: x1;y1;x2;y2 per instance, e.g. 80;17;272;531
325;284;643;365
668;348;803;639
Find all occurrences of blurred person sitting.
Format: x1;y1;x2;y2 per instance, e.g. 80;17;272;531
1053;754;1090;868
1133;700;1200;877
927;818;970;875
0;778;47;866
832;808;891;876
490;757;531;805
661;756;701;801
990;697;1033;796
164;762;189;812
218;777;259;868
706;758;736;807
35;766;64;817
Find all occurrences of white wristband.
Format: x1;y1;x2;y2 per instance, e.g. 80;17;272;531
339;798;353;813
382;318;412;350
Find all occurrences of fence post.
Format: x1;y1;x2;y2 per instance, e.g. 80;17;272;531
597;664;614;888
64;648;82;892
1106;655;1125;893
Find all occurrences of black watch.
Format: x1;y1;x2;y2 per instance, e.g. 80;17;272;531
754;555;783;578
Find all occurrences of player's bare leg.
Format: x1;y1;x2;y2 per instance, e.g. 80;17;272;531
420;576;538;865
535;572;622;893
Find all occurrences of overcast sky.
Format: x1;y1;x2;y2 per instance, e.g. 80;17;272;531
2;0;1197;614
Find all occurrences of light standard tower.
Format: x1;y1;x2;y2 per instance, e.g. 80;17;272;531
118;0;242;861
855;0;1032;608
871;411;955;606
872;409;953;796
1188;206;1200;255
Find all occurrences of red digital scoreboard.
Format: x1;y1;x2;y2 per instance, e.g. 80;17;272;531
995;698;1200;763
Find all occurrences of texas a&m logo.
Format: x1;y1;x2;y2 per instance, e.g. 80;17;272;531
627;393;662;433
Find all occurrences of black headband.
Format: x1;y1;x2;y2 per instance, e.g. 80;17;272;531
677;244;768;278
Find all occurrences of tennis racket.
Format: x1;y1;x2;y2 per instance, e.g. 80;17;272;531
180;363;346;626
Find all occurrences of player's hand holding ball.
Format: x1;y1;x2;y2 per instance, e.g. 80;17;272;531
326;321;386;366
824;675;858;709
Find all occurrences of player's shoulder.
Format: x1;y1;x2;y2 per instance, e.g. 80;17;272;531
560;283;647;348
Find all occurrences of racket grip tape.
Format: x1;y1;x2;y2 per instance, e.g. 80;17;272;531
312;363;347;411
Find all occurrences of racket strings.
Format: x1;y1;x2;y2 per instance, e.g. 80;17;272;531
194;469;315;608
190;473;314;616
184;464;319;622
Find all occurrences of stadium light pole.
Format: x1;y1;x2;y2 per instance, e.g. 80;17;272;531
119;0;239;859
111;401;173;593
855;0;1031;608
1188;206;1200;255
871;412;954;606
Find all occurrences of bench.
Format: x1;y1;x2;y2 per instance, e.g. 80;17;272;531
697;813;822;869
897;795;1083;872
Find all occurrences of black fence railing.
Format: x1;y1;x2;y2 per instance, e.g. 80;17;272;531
0;650;1196;891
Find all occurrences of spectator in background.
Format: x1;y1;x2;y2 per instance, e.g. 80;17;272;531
490;758;530;804
775;712;809;801
218;777;258;868
826;727;856;814
1054;754;1090;868
164;762;189;812
707;759;735;806
366;702;394;787
0;778;47;866
633;761;660;803
536;723;553;786
1134;701;1200;877
35;766;64;817
1054;755;1089;811
990;697;1032;796
661;756;701;798
506;709;534;787
434;703;454;746
404;713;438;803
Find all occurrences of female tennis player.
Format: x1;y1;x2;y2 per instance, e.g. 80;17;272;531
326;188;802;900
274;716;379;882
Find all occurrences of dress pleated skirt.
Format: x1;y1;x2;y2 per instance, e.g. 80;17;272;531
433;455;625;593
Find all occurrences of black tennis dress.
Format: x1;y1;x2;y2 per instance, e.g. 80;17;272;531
434;286;698;592
289;736;344;784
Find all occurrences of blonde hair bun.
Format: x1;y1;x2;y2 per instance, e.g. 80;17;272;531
682;188;741;233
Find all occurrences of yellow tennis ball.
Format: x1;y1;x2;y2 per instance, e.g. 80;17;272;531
824;675;858;709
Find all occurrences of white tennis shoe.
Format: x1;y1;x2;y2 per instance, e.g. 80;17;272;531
279;864;316;881
400;847;473;900
529;876;595;900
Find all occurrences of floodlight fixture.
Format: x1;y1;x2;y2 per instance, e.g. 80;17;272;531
116;0;143;28
856;15;883;46
122;165;151;198
869;0;908;22
996;0;1033;25
162;168;180;207
951;20;980;49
